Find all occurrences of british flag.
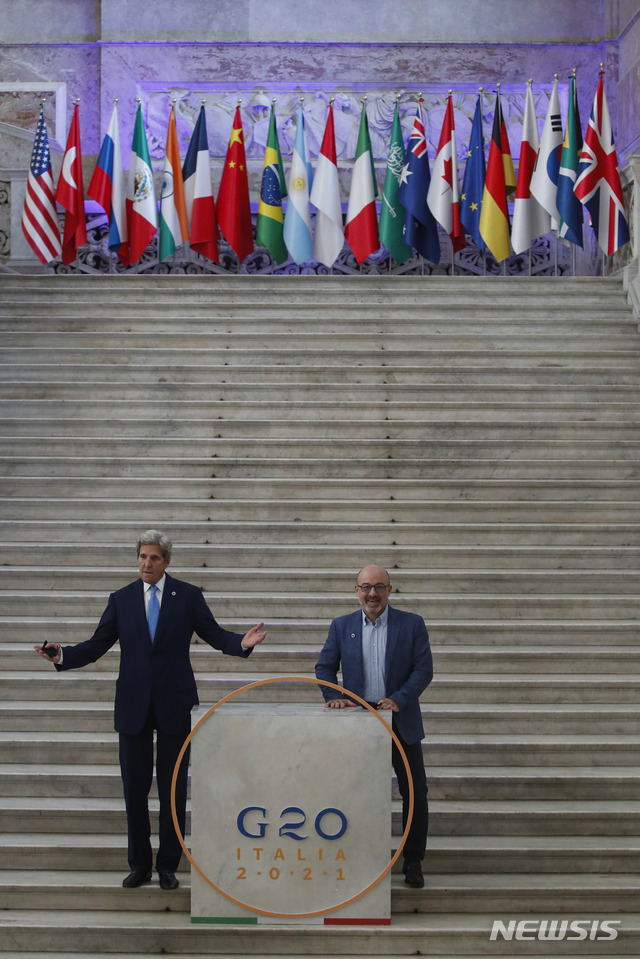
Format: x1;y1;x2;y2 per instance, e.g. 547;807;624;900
21;104;62;264
574;73;630;256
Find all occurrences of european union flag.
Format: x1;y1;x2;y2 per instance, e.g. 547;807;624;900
460;95;486;249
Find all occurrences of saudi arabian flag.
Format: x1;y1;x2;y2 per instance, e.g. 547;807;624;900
127;103;158;264
256;102;288;264
379;100;412;264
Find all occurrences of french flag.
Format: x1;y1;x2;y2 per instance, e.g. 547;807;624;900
182;104;218;262
88;102;129;265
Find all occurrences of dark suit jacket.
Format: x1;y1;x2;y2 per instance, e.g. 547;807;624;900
315;604;433;744
56;572;250;735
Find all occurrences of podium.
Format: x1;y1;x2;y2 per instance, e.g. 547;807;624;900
187;700;392;924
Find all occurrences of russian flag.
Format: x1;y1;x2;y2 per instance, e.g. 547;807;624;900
88;102;129;265
182;104;218;262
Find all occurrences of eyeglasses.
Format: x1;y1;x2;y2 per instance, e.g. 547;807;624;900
356;583;390;593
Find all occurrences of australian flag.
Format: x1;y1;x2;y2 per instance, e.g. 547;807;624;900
397;101;440;263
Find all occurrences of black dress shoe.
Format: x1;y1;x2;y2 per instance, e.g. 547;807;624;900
122;869;152;888
403;860;425;888
158;870;179;890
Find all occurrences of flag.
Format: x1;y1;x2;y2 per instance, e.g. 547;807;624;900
379;100;412;264
460;94;486;249
310;101;344;267
127;103;158;264
397;99;440;263
530;77;563;227
479;89;512;262
427;94;465;254
88;102;128;265
512;83;551;254
557;72;584;247
55;103;87;264
574;72;629;256
182;104;218;263
284;102;314;265
256;101;288;264
217;105;254;263
345;100;379;265
500;100;517;198
21;104;62;264
159;104;189;262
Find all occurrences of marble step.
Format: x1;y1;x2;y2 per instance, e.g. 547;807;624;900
1;699;638;736
1;832;638;875
3;475;638;501
5;643;640;676
3;564;640;595
0;870;638;915
1;796;637;838
4;454;639;481
2;590;638;620
2;616;637;646
1;730;638;768
2;670;640;706
3;540;640;570
0;909;636;957
2;760;637;800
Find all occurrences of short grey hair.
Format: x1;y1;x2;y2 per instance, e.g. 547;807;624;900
136;529;172;562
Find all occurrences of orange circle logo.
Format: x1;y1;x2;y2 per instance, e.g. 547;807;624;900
171;676;414;919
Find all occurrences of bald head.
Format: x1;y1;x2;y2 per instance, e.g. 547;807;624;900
355;565;392;622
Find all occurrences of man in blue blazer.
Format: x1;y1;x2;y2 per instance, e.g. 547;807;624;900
34;529;266;891
315;564;432;888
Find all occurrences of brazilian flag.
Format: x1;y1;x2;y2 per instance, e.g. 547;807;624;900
256;102;288;264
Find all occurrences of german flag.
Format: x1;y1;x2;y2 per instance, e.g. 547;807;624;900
479;88;513;262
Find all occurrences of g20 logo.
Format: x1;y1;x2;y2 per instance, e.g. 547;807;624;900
237;805;348;841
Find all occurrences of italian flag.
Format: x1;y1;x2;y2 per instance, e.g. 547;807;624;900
345;101;379;264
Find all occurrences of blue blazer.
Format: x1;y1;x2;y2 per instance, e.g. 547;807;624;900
315;604;433;744
56;573;250;735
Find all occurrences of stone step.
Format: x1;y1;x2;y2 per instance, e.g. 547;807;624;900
3;476;639;500
1;730;638;768
3;564;640;594
2;590;638;620
1;795;637;837
3;540;640;569
0;870;638;916
0;909;635;957
1;832;637;875
2;670;640;706
2;617;637;646
2;761;637;801
4;453;640;481
5;643;640;676
2;699;638;735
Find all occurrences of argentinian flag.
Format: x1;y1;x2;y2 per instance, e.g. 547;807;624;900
284;103;314;265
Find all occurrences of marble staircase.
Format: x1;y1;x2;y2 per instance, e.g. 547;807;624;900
0;274;639;957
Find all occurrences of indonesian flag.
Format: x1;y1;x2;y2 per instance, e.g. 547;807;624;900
55;103;87;264
427;94;465;254
310;102;344;267
574;72;630;256
345;100;379;264
182;104;218;262
512;83;551;254
88;102;128;265
127;103;158;264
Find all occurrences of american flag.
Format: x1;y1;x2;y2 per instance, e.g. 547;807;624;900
574;73;629;257
21;105;62;264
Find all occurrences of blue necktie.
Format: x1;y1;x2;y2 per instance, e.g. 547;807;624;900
148;585;159;642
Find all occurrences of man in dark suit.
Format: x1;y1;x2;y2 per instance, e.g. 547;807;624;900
315;564;432;889
34;529;266;891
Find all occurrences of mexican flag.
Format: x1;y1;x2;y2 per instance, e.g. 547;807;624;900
127;103;158;264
